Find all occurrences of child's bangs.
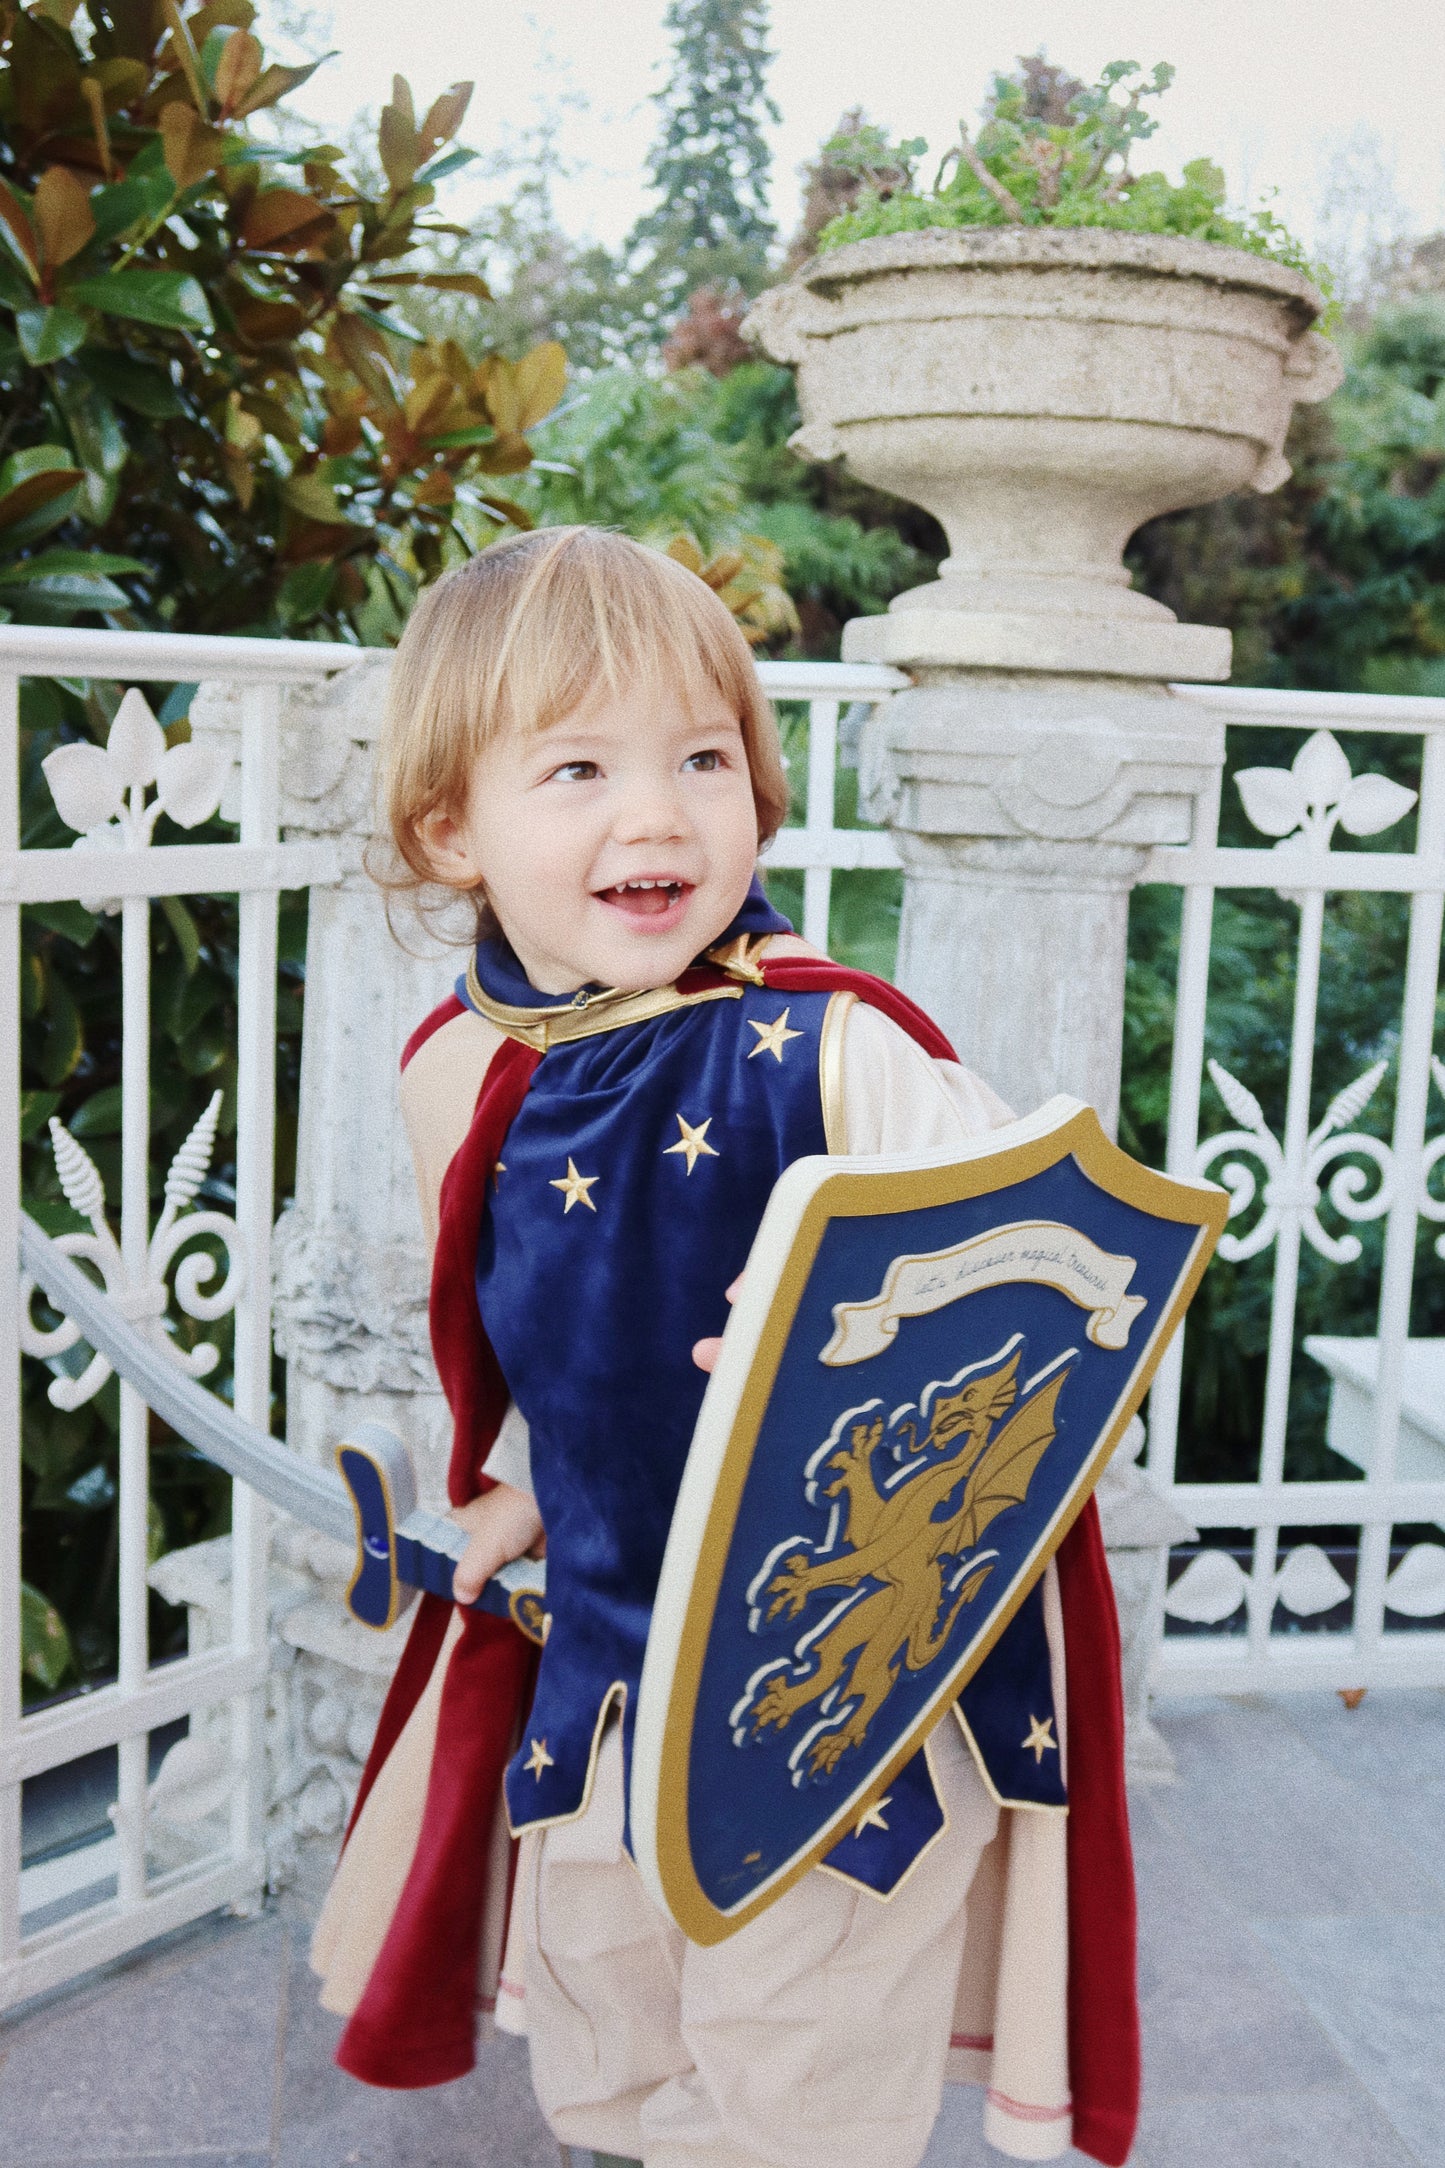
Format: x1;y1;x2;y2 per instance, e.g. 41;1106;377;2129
497;535;752;737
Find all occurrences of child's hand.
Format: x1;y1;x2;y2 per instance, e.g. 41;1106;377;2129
449;1481;545;1606
692;1275;744;1375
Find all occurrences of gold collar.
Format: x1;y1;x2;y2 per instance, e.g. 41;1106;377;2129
463;935;772;1051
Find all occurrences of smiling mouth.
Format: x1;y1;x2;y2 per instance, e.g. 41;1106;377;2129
595;878;693;921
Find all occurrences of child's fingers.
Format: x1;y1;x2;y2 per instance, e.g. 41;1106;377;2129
692;1273;745;1372
453;1530;503;1605
449;1484;544;1604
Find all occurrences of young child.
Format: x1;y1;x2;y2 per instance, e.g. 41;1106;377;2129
310;528;1140;2168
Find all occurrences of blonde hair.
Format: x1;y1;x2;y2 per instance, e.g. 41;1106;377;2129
375;527;790;936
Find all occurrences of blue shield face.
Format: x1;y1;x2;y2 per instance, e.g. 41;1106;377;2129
632;1102;1225;1945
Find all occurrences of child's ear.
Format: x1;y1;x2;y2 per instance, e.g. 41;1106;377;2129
414;803;484;890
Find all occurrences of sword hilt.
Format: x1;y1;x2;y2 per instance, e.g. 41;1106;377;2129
336;1423;548;1646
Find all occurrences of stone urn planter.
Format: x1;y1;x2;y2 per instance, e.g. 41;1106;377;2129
745;227;1342;680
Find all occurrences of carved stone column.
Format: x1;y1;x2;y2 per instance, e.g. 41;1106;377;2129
191;652;445;1864
858;671;1222;1135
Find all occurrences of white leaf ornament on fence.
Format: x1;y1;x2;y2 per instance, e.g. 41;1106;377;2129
1423;1055;1445;1261
1196;1056;1395;1264
1384;1543;1445;1620
19;1090;245;1409
40;688;231;911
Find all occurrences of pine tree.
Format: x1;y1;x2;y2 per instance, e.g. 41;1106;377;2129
629;0;781;316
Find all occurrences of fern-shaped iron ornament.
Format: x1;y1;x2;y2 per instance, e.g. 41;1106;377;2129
20;1092;244;1409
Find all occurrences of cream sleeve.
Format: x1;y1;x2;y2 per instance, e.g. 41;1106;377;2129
836;996;1016;1154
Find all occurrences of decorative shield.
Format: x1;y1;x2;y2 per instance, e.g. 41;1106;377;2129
631;1096;1226;1945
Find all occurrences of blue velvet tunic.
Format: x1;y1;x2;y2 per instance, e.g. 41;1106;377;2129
463;893;1063;1896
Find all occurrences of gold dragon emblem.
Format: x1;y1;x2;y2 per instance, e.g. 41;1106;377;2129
737;1338;1072;1779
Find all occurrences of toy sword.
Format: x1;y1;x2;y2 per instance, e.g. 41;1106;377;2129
18;1210;548;1646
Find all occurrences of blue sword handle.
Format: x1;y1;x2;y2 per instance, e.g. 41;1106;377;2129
336;1424;548;1647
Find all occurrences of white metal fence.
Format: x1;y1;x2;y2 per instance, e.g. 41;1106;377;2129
2;628;354;2010
4;636;1444;2012
767;676;1445;1696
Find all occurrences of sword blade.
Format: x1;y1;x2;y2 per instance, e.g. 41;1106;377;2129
18;1210;546;1640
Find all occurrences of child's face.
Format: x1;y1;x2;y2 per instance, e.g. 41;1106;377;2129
423;678;761;995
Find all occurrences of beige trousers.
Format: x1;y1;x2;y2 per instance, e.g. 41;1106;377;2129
507;1715;999;2168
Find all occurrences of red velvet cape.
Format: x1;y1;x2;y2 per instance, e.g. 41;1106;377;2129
335;958;1140;2167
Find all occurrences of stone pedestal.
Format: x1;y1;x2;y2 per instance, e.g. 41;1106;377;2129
747;226;1345;1738
857;670;1223;1134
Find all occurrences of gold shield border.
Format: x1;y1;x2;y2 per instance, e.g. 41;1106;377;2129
646;1102;1227;1945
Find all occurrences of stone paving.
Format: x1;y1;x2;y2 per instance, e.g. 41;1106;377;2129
0;1688;1440;2168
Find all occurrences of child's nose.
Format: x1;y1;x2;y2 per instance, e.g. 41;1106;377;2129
615;775;690;842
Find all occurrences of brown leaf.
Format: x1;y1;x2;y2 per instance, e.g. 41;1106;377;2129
212;28;262;114
367;269;492;300
233;56;329;120
222;445;255;510
224;390;263;452
230;294;305;346
240;187;335;251
188;0;257;38
701;550;745;591
89;58;150;111
378;75;418;191
418;82;472;157
33;165;95;268
79;79;113;180
478;493;534;531
475;354;520;435
413;468;454;506
665;535;704;575
160;101;223;189
331;312;398;409
322;411;363;456
0;468;83;533
0;178;38;275
513;340;567;430
474;432;532;476
403;374;454;434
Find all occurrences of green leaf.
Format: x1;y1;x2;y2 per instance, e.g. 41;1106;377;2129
77;349;185;419
15;306;88;365
21;1582;72;1691
160;893;201;974
0;255;31;308
4;547;146;577
87;170;174;247
347;302;425;344
64;271;214;334
0;566;130;606
423;423;495;449
68;1082;122;1134
19;1087;60;1140
54;376;127;523
1;443;79;490
0;460;84;548
26;898;97;944
414;146;475;186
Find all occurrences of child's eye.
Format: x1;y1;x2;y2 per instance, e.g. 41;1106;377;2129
547;759;599;783
683;749;724;772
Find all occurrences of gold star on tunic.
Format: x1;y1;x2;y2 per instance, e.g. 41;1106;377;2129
550;1157;599;1213
854;1794;892;1836
524;1737;554;1779
1021;1714;1058;1765
664;1113;719;1173
747;1008;803;1063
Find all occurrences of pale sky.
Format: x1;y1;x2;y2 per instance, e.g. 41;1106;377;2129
272;0;1445;284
